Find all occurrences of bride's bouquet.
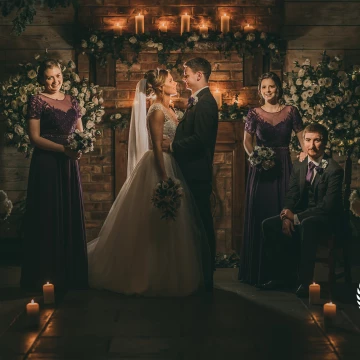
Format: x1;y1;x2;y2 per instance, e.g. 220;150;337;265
67;129;96;153
151;177;183;221
248;146;276;171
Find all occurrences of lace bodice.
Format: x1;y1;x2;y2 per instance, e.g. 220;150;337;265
244;105;304;148
147;103;178;142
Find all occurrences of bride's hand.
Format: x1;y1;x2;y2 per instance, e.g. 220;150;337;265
161;138;171;152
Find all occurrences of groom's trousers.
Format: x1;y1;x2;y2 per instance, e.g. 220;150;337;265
262;215;334;285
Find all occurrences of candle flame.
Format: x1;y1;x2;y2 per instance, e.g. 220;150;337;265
116;23;120;27
31;299;34;303
47;281;50;284
313;282;315;284
162;23;165;26
224;13;227;16
138;13;140;16
246;23;250;27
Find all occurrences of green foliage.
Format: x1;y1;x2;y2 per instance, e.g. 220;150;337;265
219;94;249;122
1;0;78;35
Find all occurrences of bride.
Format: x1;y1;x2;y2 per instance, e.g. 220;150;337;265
87;69;211;296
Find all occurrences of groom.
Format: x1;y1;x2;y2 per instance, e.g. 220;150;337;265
260;123;344;296
162;57;219;289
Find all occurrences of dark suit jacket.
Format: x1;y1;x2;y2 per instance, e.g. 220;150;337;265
284;155;344;222
172;87;218;186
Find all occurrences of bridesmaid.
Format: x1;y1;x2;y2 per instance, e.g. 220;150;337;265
21;59;88;292
238;72;306;285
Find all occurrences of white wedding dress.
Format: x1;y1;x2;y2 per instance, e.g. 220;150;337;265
87;103;210;296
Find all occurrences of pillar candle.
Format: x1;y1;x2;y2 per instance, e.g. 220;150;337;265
309;283;320;305
244;23;253;32
323;302;336;327
43;282;55;304
114;24;122;36
221;14;230;34
26;299;40;325
213;89;222;109
135;14;144;34
159;23;167;32
199;24;208;36
181;13;190;35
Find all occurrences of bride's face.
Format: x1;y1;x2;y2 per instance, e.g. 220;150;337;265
162;73;178;97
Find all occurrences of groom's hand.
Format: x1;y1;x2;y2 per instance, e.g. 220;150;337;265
282;219;294;237
161;138;171;153
280;209;294;221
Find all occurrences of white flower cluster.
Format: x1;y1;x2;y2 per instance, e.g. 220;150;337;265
68;129;95;154
0;55;105;157
248;146;276;171
0;190;13;221
349;189;360;217
284;54;360;158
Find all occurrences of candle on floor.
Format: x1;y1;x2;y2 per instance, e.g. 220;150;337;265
199;24;208;36
309;283;320;305
181;13;190;35
213;89;222;109
26;299;39;325
135;13;144;34
43;282;55;304
114;23;122;36
323;302;336;327
221;14;230;34
159;23;167;32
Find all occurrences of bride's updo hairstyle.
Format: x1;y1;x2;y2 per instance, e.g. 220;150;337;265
144;69;169;99
37;59;62;85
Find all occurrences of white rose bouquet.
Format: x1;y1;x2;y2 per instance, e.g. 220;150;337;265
248;146;276;171
0;190;13;221
350;189;360;218
151;177;183;221
67;129;96;154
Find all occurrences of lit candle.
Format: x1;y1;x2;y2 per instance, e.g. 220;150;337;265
323;302;337;327
43;282;55;304
309;283;320;305
135;13;144;34
26;299;40;325
114;23;122;36
199;24;208;36
181;13;190;35
221;13;230;34
244;23;252;32
159;23;167;32
213;89;222;109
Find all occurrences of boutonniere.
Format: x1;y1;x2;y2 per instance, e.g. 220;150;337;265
187;95;198;109
315;159;328;174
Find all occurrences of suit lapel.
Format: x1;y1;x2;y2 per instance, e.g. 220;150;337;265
180;87;209;124
299;157;308;196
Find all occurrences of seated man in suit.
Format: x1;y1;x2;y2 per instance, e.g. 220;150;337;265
260;123;344;297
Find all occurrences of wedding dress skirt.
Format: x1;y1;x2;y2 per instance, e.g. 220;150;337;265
88;151;210;296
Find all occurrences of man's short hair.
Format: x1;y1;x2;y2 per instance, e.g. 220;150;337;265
303;123;328;146
184;57;212;82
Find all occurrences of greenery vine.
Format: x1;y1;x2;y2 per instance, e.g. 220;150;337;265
1;0;77;35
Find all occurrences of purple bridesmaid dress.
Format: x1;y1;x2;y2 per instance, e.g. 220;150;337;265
20;94;88;291
238;106;304;285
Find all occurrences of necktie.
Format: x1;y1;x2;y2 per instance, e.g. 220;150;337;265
305;161;316;184
187;96;194;108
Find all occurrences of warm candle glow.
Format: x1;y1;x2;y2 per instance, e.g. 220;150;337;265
309;282;320;305
159;23;167;32
323;301;337;327
181;13;190;35
213;89;222;109
135;13;144;34
43;282;55;304
115;23;122;36
221;14;230;33
26;299;40;325
199;24;208;36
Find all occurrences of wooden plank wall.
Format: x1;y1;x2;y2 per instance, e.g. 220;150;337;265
0;6;76;238
284;0;360;188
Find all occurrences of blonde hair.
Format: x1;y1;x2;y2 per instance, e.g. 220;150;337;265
144;69;168;98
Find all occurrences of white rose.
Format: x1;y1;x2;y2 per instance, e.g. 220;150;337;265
23;135;30;143
292;94;299;102
95;117;102;123
156;43;163;51
115;113;122;119
78;93;85;99
81;40;88;48
188;35;200;42
298;69;305;78
70;88;79;96
344;113;352;122
22;104;28;115
11;100;18;110
300;101;309;110
92;96;99;105
96;109;105;116
80;107;86;115
318;78;326;86
303;79;312;88
247;34;256;42
324;78;332;87
34;54;40;60
5;133;13;140
268;42;275;49
307;108;314;115
146;40;155;48
90;35;98;43
341;79;349;88
302;59;311;66
20;95;27;103
129;36;137;44
86;121;95;129
328;101;336;109
284;95;292;103
328;61;339;70
63;81;71;91
301;92;308;100
335;96;342;104
296;78;303;86
27;70;37;79
98;97;104;104
307;90;314;98
79;99;85;107
19;87;27;95
315;104;323;115
96;40;104;49
260;32;267;40
14;124;24;135
27;84;34;92
72;73;81;83
337;71;347;80
290;85;297;94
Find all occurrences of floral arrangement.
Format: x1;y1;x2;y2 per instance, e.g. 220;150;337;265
68;130;95;153
314;159;329;174
283;51;360;159
108;113;130;130
0;190;13;221
219;94;250;121
350;189;360;217
248;146;276;170
0;55;105;157
215;252;240;268
151;177;183;221
187;95;199;109
80;29;283;72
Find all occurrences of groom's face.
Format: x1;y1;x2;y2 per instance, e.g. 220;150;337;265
183;67;198;91
304;132;325;160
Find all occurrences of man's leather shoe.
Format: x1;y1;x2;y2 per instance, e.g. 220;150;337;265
295;284;309;298
257;280;289;290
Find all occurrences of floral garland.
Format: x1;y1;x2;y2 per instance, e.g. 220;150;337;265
283;51;360;159
80;29;283;71
0;190;13;221
0;55;105;157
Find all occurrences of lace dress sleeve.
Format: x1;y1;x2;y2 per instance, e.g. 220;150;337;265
147;103;164;118
291;106;304;133
71;96;81;119
27;95;43;120
244;108;257;134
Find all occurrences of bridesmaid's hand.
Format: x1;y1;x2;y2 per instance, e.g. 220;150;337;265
298;151;307;162
64;147;81;160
